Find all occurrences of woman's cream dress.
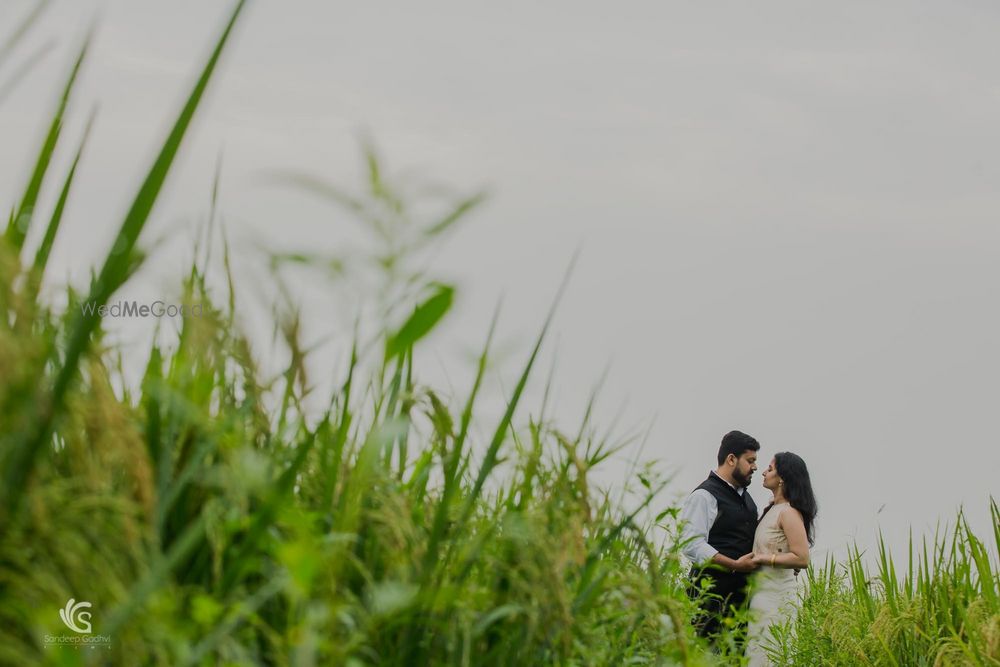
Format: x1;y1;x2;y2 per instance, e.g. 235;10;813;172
747;502;804;666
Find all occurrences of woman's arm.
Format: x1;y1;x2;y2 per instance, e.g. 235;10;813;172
773;507;809;569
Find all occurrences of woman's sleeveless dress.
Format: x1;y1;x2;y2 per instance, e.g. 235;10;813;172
747;502;803;666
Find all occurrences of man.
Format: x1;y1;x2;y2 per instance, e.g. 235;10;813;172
680;430;760;642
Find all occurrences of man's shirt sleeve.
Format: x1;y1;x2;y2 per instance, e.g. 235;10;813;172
679;488;719;564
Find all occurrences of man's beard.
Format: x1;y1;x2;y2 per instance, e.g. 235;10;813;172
732;469;752;488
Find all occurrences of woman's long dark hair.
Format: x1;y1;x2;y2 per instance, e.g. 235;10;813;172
772;451;818;545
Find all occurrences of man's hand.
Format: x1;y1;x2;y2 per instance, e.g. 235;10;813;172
732;552;758;573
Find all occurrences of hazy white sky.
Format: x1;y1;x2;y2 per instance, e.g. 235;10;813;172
2;0;998;561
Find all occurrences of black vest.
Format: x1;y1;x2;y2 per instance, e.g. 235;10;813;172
696;473;757;560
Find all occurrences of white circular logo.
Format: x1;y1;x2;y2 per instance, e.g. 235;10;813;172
58;599;92;634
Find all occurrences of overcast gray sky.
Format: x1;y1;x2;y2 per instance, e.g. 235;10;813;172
2;0;998;562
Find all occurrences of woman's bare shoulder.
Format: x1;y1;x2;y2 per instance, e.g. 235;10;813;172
778;504;803;525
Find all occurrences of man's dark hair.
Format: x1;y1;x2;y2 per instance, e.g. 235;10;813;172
717;430;760;465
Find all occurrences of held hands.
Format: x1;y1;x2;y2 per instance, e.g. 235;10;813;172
732;552;759;573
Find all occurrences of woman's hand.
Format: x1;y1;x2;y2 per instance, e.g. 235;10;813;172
751;553;770;566
730;552;759;573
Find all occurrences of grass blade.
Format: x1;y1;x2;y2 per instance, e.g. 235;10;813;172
31;107;96;278
4;35;88;252
0;0;247;521
385;283;454;360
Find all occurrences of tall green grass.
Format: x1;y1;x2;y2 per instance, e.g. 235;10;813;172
763;502;999;666
1;4;997;666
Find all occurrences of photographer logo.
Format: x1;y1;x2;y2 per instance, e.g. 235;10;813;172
44;598;111;649
59;599;91;634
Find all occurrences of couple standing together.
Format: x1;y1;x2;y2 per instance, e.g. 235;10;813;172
679;430;818;665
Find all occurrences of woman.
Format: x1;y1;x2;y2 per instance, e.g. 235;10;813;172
746;452;817;666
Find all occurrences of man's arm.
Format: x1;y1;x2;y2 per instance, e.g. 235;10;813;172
679;489;719;564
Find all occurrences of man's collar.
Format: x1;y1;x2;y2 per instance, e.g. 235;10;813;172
710;469;745;496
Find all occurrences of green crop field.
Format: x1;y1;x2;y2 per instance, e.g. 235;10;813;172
1;3;997;665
